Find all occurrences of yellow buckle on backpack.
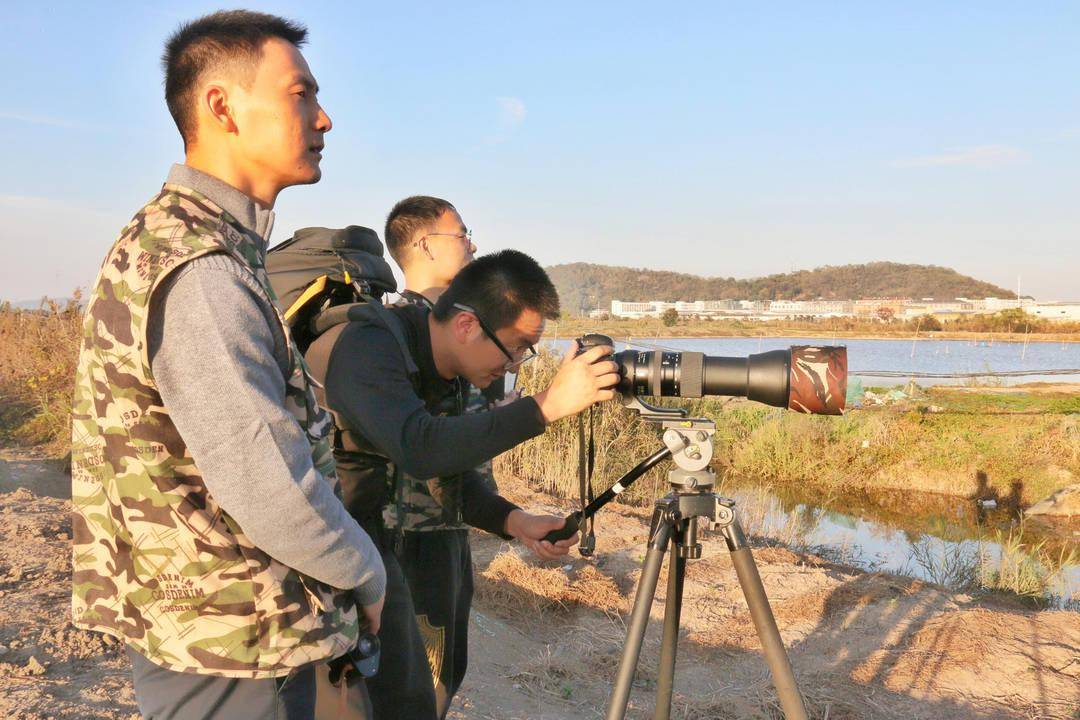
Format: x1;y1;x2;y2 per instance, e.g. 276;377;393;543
284;275;329;321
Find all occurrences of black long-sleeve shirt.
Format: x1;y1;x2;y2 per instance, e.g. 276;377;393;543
323;308;546;535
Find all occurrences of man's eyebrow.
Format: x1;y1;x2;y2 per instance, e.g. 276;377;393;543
291;76;320;94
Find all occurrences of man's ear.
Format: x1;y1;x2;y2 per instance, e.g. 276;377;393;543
203;84;238;136
414;234;434;261
450;311;477;344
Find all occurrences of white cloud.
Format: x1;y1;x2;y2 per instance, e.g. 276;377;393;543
890;144;1028;170
0;110;87;130
0;194;59;209
498;96;527;126
482;96;527;146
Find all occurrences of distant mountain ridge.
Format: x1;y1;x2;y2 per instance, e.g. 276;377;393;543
546;262;1016;315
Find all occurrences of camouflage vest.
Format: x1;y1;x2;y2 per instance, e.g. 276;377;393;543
383;387;469;533
70;184;358;678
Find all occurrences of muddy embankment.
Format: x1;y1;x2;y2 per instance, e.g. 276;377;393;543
0;459;1077;719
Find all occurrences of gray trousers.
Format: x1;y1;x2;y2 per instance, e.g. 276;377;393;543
127;647;316;720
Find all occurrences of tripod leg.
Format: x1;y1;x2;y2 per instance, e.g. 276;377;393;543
724;521;808;720
653;541;686;720
605;514;673;720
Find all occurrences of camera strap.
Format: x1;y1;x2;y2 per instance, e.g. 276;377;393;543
578;407;596;556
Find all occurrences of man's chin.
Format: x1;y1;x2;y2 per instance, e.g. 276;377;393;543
287;162;323;186
468;372;501;389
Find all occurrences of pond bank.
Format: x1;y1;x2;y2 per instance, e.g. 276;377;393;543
717;476;1079;610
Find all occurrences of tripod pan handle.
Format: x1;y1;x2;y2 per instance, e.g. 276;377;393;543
541;513;580;543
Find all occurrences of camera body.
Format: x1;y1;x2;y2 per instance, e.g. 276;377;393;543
576;333;616;358
327;632;381;685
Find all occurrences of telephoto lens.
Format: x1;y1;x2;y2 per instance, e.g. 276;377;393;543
575;334;846;415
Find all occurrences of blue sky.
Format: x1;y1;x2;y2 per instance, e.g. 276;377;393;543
2;1;1078;301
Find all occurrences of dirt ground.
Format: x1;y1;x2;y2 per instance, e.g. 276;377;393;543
1;458;1077;719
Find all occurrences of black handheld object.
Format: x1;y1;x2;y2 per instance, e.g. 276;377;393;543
327;632;381;686
539;446;673;545
541;513;581;544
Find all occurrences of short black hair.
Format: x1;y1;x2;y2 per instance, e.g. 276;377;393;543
162;10;308;148
384;195;457;266
433;250;560;330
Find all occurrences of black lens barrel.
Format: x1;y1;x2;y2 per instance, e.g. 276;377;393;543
613;348;791;408
743;349;790;408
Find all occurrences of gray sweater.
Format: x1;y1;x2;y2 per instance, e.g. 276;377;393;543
146;164;385;605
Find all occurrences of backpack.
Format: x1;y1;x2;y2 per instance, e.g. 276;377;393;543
266;225;398;353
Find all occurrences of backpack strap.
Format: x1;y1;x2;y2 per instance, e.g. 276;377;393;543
343;300;420;379
325;299;423;554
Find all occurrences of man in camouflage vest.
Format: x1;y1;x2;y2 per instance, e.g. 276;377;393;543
305;249;619;719
70;11;384;719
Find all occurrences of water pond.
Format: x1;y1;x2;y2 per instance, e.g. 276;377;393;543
718;478;1079;610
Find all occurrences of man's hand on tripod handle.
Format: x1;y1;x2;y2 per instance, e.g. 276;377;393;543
540;512;581;544
506;509;579;561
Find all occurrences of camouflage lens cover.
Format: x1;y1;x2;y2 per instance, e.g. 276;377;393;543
788;346;847;415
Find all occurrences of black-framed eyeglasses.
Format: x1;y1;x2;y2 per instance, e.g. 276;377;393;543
453;302;537;371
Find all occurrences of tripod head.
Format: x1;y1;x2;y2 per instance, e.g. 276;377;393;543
541;401;728;546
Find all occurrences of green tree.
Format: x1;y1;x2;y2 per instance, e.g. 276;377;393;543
661;308;679;327
915;314;943;331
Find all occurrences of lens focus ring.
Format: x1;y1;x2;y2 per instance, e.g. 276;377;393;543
680;352;703;398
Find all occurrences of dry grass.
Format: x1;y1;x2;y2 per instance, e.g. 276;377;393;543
474;550;627;620
0;295;82;451
506;615;662;702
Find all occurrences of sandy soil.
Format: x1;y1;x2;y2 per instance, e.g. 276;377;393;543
1;460;1077;719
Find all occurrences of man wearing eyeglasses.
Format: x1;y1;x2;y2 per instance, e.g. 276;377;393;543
385;195;476;308
306;248;617;719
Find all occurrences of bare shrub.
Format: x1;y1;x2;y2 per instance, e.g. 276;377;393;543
0;294;82;451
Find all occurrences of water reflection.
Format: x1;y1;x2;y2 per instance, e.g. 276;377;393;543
717;479;1079;610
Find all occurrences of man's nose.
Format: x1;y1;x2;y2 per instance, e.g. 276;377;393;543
316;104;332;133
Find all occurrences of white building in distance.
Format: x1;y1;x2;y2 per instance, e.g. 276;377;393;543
609;297;1079;322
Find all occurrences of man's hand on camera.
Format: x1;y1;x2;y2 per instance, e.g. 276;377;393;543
532;343;619;423
361;595;385;636
505;509;578;561
494;388;522;408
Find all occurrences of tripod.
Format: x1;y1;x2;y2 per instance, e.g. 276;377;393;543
545;399;808;720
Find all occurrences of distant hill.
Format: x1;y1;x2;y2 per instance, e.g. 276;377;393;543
546;262;1016;315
